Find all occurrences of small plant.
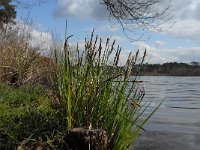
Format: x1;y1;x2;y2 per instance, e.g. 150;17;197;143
53;31;162;149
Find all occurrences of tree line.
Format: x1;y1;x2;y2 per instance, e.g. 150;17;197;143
137;62;200;76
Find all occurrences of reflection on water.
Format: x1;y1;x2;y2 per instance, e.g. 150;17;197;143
136;76;200;134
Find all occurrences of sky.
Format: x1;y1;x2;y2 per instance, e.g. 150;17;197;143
15;0;200;64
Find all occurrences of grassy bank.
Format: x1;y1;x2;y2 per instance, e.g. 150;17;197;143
0;26;161;149
0;84;65;149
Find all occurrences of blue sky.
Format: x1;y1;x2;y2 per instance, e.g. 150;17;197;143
15;0;200;64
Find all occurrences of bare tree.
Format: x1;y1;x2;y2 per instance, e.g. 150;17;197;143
11;0;172;40
101;0;172;40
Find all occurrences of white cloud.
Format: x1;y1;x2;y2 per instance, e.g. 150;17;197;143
172;0;200;20
159;0;200;43
132;41;200;64
30;30;52;52
84;24;120;35
163;19;200;42
8;20;53;54
53;0;108;19
110;36;125;43
155;40;166;46
108;24;121;32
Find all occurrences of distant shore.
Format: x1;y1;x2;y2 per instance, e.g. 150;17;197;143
137;62;200;76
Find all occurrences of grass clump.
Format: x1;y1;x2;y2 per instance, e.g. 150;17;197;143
52;31;161;149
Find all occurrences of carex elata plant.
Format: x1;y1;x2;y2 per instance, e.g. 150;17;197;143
53;30;162;149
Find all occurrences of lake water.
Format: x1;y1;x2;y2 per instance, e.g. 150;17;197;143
134;76;200;150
